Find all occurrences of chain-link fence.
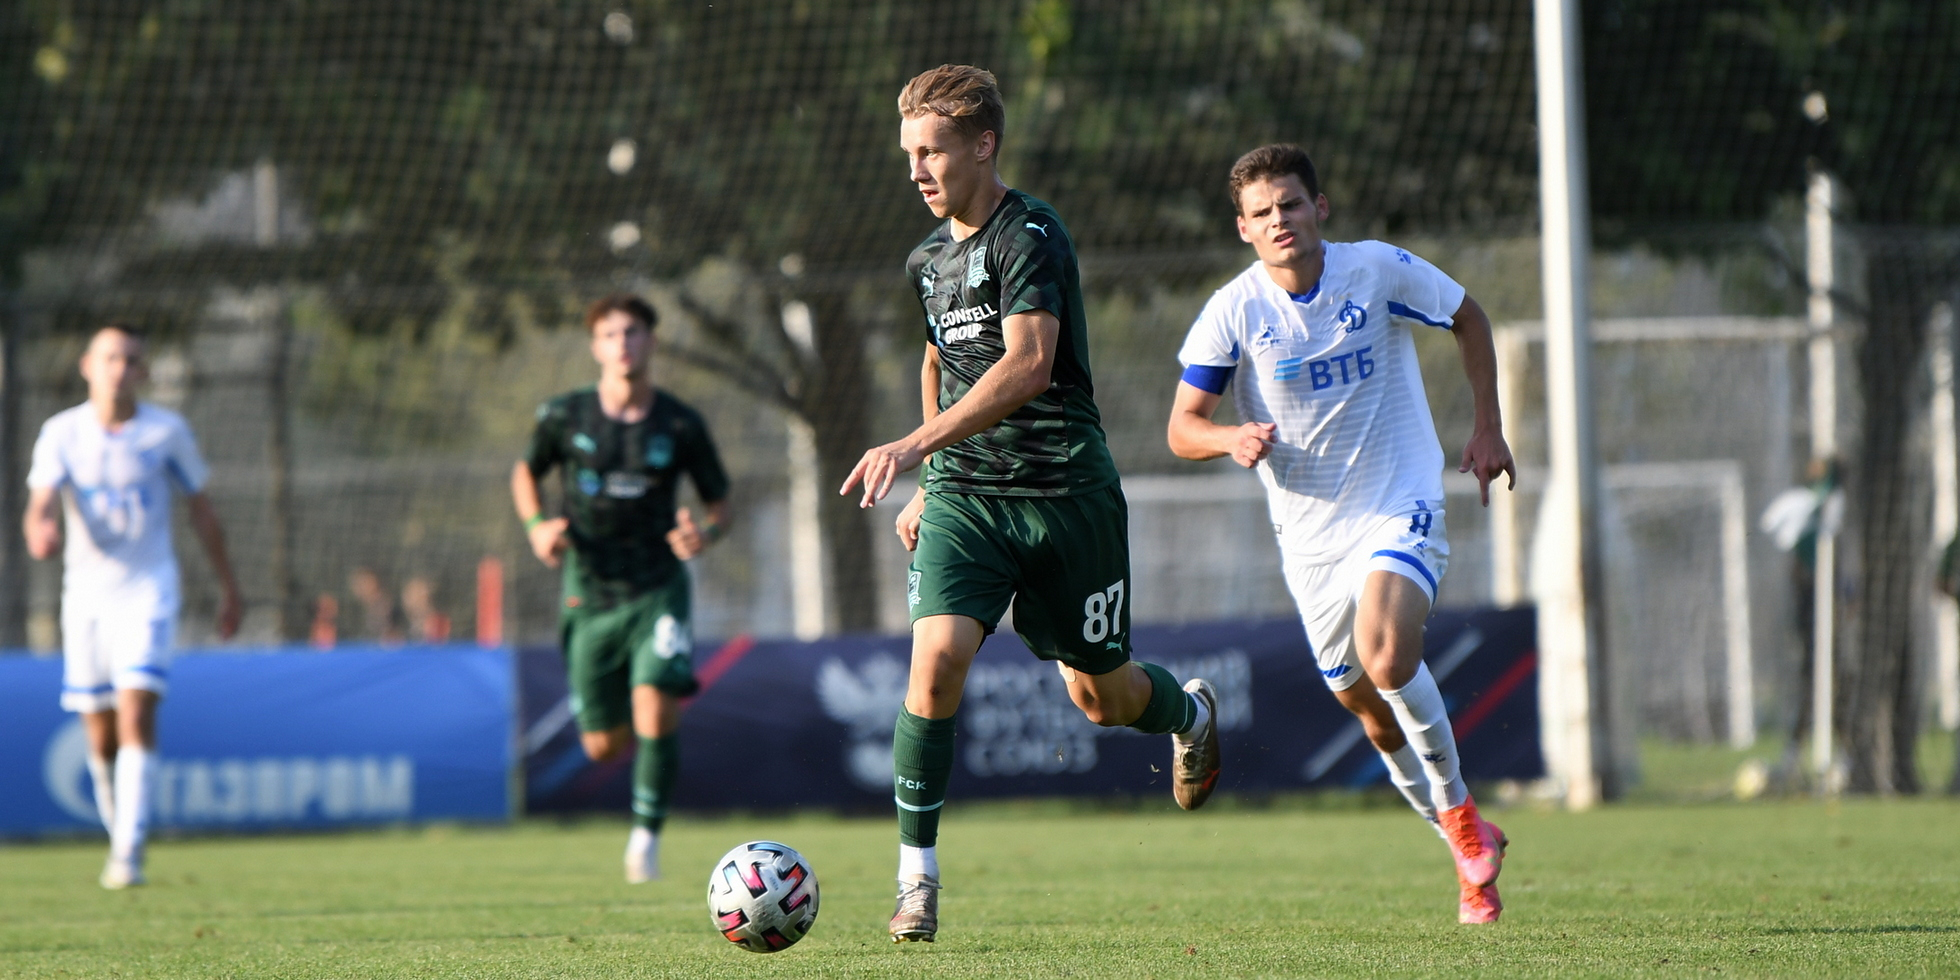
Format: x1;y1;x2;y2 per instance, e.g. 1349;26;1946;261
3;2;1958;779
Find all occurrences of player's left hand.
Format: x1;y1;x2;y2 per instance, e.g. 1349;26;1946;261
668;507;710;560
1458;427;1517;506
840;440;925;509
216;585;243;640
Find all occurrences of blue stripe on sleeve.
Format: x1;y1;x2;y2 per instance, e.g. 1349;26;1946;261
1387;301;1451;328
1180;364;1235;395
165;458;197;493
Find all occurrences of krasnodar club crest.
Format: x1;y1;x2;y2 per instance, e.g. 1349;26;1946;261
965;246;989;289
645;433;675;468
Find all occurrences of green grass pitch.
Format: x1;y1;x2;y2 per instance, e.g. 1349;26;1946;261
3;799;1956;978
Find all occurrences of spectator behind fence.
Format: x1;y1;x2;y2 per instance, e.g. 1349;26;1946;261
348;567;405;644
402;576;451;643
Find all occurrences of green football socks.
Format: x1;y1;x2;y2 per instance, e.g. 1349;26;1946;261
893;707;958;847
1128;661;1196;735
633;734;679;832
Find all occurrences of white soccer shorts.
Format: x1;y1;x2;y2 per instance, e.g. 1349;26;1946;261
60;597;176;712
1278;506;1449;692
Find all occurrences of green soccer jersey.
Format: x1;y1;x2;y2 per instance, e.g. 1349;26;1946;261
525;387;729;609
906;189;1120;497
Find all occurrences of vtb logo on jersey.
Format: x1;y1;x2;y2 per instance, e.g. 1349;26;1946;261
1338;299;1368;334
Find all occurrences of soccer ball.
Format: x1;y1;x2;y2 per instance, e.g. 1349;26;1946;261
707;840;820;952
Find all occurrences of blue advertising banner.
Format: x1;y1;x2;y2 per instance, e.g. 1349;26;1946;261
521;609;1540;814
0;646;513;838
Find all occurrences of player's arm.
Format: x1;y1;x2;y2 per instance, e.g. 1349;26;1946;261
22;486;61;560
1167;382;1275;468
893;344;944;551
185;493;244;639
668;499;730;561
1448;293;1517;505
511;460;570;569
669;422;734;561
842;310;1058;508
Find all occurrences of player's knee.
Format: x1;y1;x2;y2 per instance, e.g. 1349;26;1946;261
1364;722;1407;753
1078;701;1127;727
580;730;629;762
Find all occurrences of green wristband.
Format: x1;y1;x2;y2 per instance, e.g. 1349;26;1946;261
701;520;724;543
523;514;545;530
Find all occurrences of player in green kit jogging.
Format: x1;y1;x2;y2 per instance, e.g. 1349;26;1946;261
840;65;1222;943
511;294;730;884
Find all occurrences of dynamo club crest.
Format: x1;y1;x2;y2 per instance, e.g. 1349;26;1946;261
1338;299;1368;334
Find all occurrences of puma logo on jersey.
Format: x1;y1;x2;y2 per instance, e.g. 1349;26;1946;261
919;273;936;298
1025;222;1049;237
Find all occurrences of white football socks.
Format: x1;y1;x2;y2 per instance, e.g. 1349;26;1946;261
898;844;938;882
625;826;660;882
87;754;116;831
1378;743;1438;824
1378;663;1469;812
1173;692;1212;745
110;747;156;866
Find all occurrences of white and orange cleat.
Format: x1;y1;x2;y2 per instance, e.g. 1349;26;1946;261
1438;797;1505;888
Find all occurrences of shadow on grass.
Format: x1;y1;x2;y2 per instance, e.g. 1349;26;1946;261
1761;925;1957;935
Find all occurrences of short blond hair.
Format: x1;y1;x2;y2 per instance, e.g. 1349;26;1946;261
898;64;1005;155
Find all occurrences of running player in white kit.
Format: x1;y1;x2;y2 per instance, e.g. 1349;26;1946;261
1167;145;1517;923
22;324;243;889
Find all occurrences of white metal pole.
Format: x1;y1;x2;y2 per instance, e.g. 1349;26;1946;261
1534;0;1611;808
1491;326;1528;607
782;301;827;640
787;416;827;641
1805;170;1838;780
1930;302;1960;731
1719;466;1757;748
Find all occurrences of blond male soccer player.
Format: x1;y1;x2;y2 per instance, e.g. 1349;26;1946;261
23;324;243;889
511;294;729;884
840;65;1221;943
1167;145;1518;924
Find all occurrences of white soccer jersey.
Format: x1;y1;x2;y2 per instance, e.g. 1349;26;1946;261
27;402;211;605
1177;240;1465;564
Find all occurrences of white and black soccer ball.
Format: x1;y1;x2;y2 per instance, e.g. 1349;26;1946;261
707;840;820;953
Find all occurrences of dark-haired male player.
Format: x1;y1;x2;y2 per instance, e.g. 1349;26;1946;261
512;294;730;883
1168;144;1516;923
840;64;1221;943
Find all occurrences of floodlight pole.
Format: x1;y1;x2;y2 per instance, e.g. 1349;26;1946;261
1933;303;1960;732
1806;170;1838;784
1533;0;1614;808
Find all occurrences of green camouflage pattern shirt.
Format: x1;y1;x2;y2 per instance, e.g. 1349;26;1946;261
525;387;729;608
906;189;1119;496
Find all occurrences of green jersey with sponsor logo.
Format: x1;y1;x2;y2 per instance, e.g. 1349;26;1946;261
525;387;729;609
906;189;1119;497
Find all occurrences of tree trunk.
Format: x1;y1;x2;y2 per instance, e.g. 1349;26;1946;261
798;290;881;633
1844;232;1929;794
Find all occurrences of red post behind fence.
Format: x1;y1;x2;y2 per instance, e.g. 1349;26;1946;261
476;556;503;648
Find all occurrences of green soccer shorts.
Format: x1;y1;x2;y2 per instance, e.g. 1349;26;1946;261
908;483;1132;675
559;569;698;733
